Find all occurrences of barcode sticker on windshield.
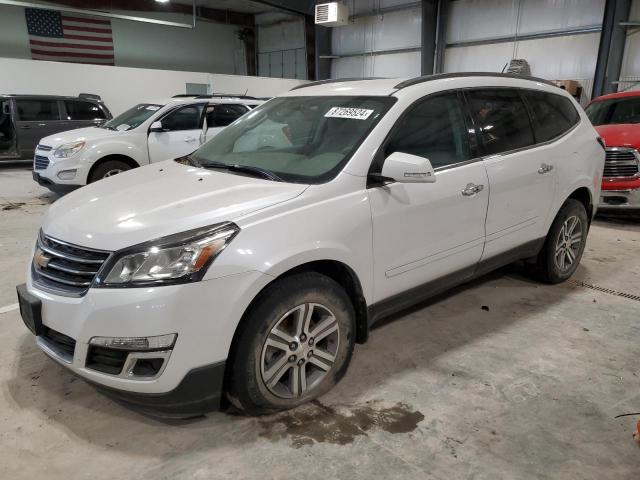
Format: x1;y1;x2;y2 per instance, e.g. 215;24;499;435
325;107;374;120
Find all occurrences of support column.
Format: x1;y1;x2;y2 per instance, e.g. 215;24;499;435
421;0;438;75
593;0;632;97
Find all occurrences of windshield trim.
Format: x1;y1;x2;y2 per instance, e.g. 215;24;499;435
191;95;398;185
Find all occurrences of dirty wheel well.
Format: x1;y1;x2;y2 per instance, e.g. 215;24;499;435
88;154;139;181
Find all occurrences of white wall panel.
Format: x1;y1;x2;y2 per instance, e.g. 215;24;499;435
331;51;421;79
332;7;421;55
0;57;305;115
346;0;420;17
447;0;604;43
620;0;640;80
257;16;306;79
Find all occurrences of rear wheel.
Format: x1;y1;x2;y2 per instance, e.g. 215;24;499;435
89;160;131;183
227;272;355;415
535;199;588;283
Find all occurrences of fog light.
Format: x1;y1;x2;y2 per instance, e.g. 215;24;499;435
89;333;176;351
57;169;77;180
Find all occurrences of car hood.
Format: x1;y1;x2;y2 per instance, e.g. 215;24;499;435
42;160;308;250
39;126;124;148
595;124;640;149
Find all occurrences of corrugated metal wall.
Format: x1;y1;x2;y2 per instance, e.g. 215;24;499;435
257;12;307;79
327;0;610;99
330;0;422;78
619;0;640;90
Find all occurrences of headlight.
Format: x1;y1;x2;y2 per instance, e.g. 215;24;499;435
97;222;239;287
53;141;85;158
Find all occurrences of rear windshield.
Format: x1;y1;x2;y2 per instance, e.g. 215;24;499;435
102;103;162;131
585;97;640;126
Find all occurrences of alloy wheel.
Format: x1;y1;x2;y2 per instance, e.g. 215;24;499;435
103;169;123;178
260;303;340;399
554;215;582;272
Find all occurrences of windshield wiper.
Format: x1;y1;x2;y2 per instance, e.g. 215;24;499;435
202;162;283;182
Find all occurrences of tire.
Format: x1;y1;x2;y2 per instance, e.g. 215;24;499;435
535;199;589;284
89;160;131;183
227;272;356;415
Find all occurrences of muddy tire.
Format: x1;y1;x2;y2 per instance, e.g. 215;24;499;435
534;199;588;284
226;272;355;415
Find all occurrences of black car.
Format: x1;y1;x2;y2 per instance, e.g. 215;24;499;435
0;93;112;160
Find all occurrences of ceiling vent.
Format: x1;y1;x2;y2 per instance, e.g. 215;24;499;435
315;2;349;27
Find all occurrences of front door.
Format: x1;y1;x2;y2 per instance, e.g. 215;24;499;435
369;92;489;303
147;103;205;162
464;89;557;260
14;98;63;158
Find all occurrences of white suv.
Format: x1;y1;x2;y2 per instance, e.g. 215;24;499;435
17;74;604;417
32;95;263;194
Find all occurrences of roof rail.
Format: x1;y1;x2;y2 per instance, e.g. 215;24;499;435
290;77;386;91
172;93;267;100
394;72;557;90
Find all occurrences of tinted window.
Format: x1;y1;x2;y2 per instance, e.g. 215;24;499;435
65;100;106;120
585;96;640;126
206;104;248;127
524;91;579;142
161;104;204;131
466;89;534;155
384;93;470;169
16;99;60;121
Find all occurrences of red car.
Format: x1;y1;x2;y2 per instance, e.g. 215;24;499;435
585;91;640;214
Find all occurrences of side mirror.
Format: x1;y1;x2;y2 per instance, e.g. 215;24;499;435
378;151;436;184
150;120;165;132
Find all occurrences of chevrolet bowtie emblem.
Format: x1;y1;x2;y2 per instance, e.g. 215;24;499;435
34;248;51;268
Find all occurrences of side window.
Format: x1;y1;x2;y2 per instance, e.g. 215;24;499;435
466;89;535;155
384;93;471;169
15;99;60;122
523;91;579;142
206;104;248;127
65;100;106;121
161;104;204;131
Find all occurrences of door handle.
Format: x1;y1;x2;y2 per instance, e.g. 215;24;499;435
462;183;484;196
538;163;554;174
184;136;196;142
19;125;31;129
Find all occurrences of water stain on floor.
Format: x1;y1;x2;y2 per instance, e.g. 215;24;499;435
259;400;424;448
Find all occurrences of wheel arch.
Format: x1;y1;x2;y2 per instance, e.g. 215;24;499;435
87;154;140;182
567;186;593;222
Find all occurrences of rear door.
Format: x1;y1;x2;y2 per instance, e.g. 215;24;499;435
465;88;557;261
204;103;249;142
62;100;109;130
14;98;63;157
147;103;205;162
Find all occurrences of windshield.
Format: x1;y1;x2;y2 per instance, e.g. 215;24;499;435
102;103;163;131
190;96;396;183
586;97;640;126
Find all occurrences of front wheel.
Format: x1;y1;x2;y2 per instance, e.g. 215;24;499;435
226;272;355;415
88;160;131;183
535;199;588;283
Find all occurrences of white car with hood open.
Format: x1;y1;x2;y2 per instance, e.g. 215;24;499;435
17;73;603;417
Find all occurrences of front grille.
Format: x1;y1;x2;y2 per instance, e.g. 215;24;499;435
86;346;128;375
36;144;53;152
32;232;111;296
42;327;76;359
604;148;640;178
34;155;49;170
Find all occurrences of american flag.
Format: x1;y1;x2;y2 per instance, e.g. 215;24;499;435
25;8;114;65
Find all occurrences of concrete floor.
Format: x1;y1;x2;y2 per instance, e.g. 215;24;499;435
1;164;639;479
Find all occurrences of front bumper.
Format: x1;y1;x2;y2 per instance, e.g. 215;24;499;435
18;269;272;416
32;147;89;193
599;185;640;212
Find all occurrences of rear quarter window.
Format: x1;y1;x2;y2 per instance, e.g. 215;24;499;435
65;100;107;121
523;91;579;142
